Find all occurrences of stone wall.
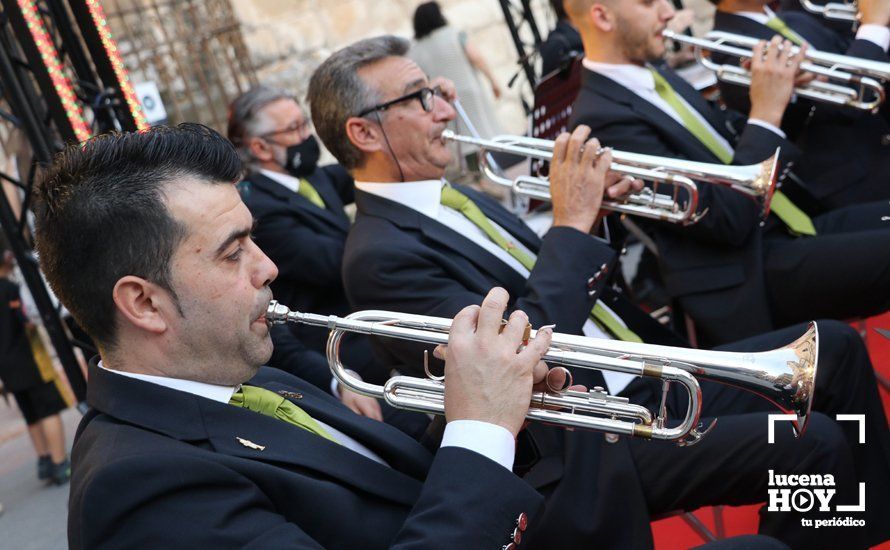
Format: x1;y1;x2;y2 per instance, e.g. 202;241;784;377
230;0;555;135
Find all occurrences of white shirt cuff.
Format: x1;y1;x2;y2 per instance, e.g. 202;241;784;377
441;420;515;470
856;24;890;52
748;118;786;139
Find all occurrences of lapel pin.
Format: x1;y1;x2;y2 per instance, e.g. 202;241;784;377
277;390;303;399
236;436;265;451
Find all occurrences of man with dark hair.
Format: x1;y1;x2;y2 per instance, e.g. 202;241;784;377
39;123;566;548
227;86;383;418
707;0;890;208
35;123;795;550
565;0;890;347
308;35;889;547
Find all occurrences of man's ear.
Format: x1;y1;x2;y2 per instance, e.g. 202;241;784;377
590;2;616;32
345;116;385;156
112;275;172;335
247;136;274;163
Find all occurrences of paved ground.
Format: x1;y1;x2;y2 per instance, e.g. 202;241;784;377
0;399;79;549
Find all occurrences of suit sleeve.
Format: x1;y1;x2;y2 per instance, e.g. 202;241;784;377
252;203;345;286
71;449;541;549
344;225;615;373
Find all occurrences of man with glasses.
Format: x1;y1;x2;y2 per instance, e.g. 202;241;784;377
308;35;889;548
227;87;385;419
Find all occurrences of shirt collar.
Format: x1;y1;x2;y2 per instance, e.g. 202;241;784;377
259;168;303;194
354;179;445;220
582;58;656;93
97;360;238;404
736;6;771;24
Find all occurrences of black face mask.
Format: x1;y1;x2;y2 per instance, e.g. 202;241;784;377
282;135;320;178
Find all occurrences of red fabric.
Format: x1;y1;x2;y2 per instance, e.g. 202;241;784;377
651;311;890;548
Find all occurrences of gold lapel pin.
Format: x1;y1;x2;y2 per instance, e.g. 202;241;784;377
236;436;265;451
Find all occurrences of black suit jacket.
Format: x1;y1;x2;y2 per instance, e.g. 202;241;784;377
342;184;675;384
711;10;890;201
242;166;353;352
570;66;804;344
69;362;543;549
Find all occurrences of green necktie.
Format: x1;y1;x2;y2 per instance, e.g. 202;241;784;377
440;185;642;342
440;185;536;270
230;385;338;444
765;17;806;46
298;178;325;208
649;68;816;236
650;68;734;163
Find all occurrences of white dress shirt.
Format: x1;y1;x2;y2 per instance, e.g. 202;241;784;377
739;6;890;52
581;58;786;141
355;179;637;394
258;169;307;195
98;362;515;470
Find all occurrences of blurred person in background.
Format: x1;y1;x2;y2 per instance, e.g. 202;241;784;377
410;0;505;147
0;244;70;485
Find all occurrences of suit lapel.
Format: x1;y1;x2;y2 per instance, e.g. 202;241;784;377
199;398;424;507
356;190;529;292
259;380;433;479
305;170;351;231
249;172;349;233
657;66;735;144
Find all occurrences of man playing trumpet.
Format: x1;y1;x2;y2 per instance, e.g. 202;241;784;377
308;36;889;547
565;0;890;348
43;124;803;549
708;0;890;208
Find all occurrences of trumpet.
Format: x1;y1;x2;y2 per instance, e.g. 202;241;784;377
441;130;779;224
266;301;818;445
664;30;889;112
800;0;859;23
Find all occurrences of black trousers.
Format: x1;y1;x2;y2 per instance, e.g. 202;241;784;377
626;321;890;549
763;200;890;327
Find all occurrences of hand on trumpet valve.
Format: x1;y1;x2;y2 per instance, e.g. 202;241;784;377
434;287;554;437
748;37;807;127
550;126;614;234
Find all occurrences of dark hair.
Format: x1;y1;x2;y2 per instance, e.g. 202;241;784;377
34;123;242;349
550;0;568;19
413;1;448;40
308;35;410;170
227;85;299;167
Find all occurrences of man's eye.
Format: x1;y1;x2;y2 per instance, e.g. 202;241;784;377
226;248;243;262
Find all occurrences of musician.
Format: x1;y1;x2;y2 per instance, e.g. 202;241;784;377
308;35;889;547
227;87;387;393
565;0;890;347
41;124;793;549
708;0;890;208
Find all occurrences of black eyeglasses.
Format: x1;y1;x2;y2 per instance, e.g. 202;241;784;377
259;118;312;139
358;86;443;118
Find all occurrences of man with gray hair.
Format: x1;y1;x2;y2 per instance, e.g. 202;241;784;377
228;86;386;419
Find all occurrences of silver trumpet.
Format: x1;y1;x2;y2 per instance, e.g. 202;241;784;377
664;29;889;112
441;131;779;224
800;0;860;23
267;301;818;445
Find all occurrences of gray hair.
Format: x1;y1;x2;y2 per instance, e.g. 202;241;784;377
307;35;410;170
226;85;299;166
